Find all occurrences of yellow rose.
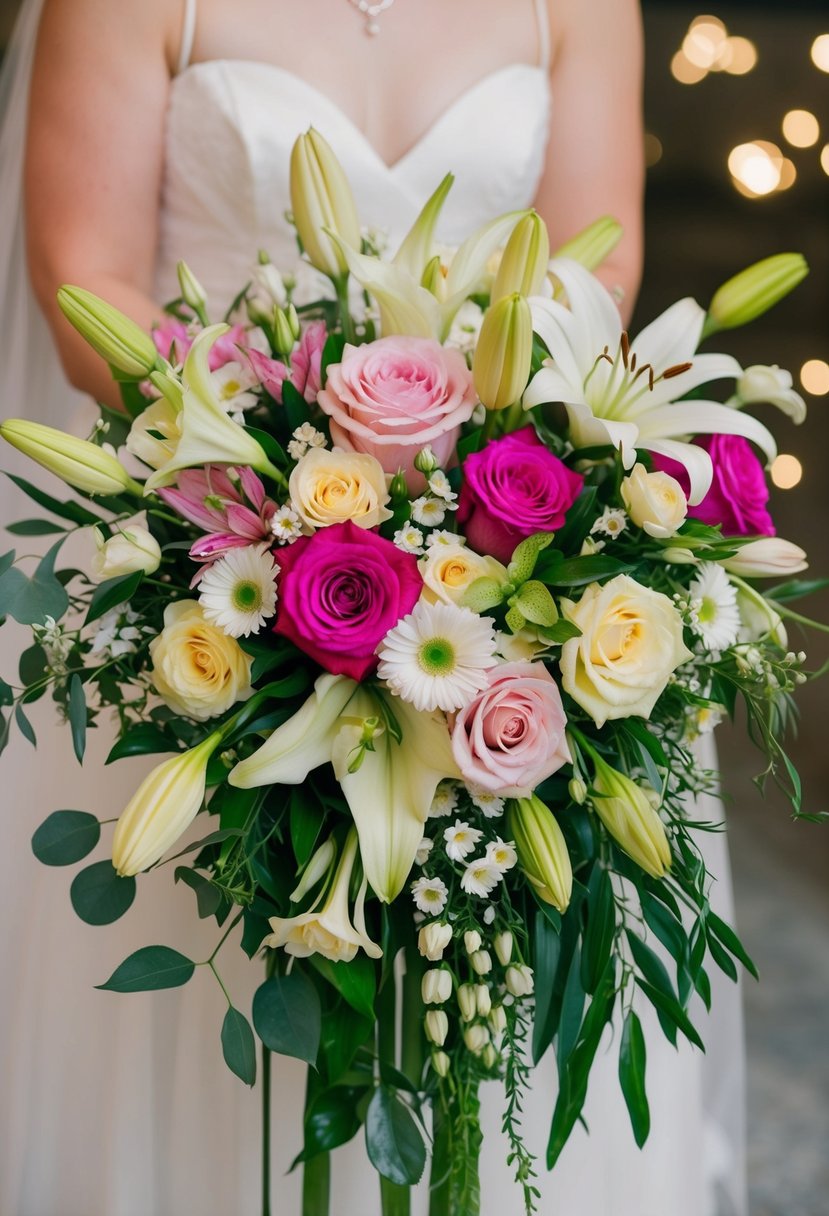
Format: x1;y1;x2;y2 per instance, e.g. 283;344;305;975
621;464;687;539
149;600;253;721
288;447;392;531
560;574;692;726
419;542;507;606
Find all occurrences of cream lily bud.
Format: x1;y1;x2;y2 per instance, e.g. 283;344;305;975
463;1024;490;1055
488;1005;507;1036
705;252;808;336
492;211;550;300
568;778;587;806
659;547;699;566
431;1050;451;1077
731;364;806;426
286;304;301;343
289;837;336;903
90;522;161;582
457;984;477;1022
0;419;143;496
470;949;492;976
176;261;208;318
553;216;623;272
422;968;453;1005
418;921;453;962
621;464;688;539
464;929;483;955
473;293;533;411
273;308;296;359
475;985;492;1017
722;537;808;578
425;1010;449;1046
591;754;671;879
57;286;159;378
508;795;573;913
289;128;361;279
482;1044;498;1070
505;963;534;998
493;931;513;966
112;732;222;876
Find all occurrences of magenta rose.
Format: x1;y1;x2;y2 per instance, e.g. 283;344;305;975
451;661;571;797
652;435;774;537
274;520;422;681
457;427;584;563
317;336;477;490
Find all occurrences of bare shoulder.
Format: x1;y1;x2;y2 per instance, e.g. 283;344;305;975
36;0;185;76
547;0;642;59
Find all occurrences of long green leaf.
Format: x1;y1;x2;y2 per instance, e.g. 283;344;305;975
98;945;195;992
619;1011;650;1147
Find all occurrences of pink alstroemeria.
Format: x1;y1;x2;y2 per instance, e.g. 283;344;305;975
153;319;193;365
158;466;277;563
247;347;290;403
291;321;327;402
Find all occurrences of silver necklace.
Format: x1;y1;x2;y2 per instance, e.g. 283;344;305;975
347;0;396;37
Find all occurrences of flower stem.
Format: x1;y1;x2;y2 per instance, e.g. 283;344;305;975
428;1100;453;1216
261;1041;271;1216
302;1069;331;1216
335;275;357;345
377;971;411;1216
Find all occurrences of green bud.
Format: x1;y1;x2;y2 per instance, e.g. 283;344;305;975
57;286;159;379
705;252;808;337
0;418;143;497
590;754;671;878
473;293;533;411
289;128;361;279
492;211;550;300
508;794;572;912
389;470;409;504
553;216;623;271
176;261;208;317
413;445;439;476
273;308;296;359
286;303;301;342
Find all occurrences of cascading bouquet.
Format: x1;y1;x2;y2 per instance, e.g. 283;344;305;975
1;129;824;1215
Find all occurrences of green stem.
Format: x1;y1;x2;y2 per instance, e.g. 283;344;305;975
335;275;356;345
482;409;499;442
377;974;411;1216
401;946;425;1087
261;1041;271;1216
302;1151;330;1216
428;1099;453;1216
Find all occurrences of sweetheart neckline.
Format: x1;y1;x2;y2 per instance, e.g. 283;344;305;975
170;59;549;173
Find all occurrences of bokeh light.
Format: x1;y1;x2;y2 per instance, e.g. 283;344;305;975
782;110;820;149
728;141;785;197
770;455;803;490
683;19;727;69
820;144;829;176
722;36;757;75
810;34;829;72
644;133;663;167
800;360;829;396
671;50;707;85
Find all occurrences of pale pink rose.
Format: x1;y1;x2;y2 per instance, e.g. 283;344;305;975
451;661;571;797
317;337;477;490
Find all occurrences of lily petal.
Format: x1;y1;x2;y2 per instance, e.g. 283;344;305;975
629;297;704;369
393;173;454;279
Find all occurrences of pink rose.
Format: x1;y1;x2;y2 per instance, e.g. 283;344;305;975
292;321;327;403
317;337;477;490
457;428;584;563
274;521;422;681
652;435;774;537
451;661;571;797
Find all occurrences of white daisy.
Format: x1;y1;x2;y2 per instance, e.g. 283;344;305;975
444;820;484;863
468;789;506;819
429;780;460;819
415;837;434;866
460;857;504;898
213;361;259;414
427;471;458;504
590;507;628;540
689;563;741;650
411;497;448;527
485;838;518;872
198;545;278;637
426;529;461;550
393;524;426;555
377;601;498;713
411;876;449;915
270;504;303;543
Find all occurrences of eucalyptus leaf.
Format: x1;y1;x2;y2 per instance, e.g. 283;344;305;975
14;702;36;746
71;861;136;925
68;673;87;762
174;866;223;918
364;1086;426;1187
0;539;69;624
221;1006;257;1086
619;1010;650;1147
252;972;321;1066
32;810;101;865
98;945;195;992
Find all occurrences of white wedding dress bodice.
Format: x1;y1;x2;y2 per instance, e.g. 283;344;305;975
0;2;745;1213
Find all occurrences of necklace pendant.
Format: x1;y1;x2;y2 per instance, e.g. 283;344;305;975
366;18;381;34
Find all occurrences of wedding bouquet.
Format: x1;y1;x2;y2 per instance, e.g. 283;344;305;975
1;130;822;1215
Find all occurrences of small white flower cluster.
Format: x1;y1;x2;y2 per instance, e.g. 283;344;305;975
733;644;807;693
395;525;461;557
270;502;304;544
33;615;74;675
88;606;147;659
287;422;327;462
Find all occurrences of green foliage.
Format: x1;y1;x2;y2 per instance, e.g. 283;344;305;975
98;945;196;992
618;1011;650;1147
84;571;144;626
364;1086;426;1187
253;971;321;1066
70;861;136;925
0;540;69;624
68;674;87;762
31;810;100;866
221;1006;257;1086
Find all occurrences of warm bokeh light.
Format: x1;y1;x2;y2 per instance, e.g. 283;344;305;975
671;50;707;85
821;144;829;176
722;36;758;75
644;133;663;167
777;158;797;191
728;141;784;197
782;109;820;149
811;33;829;72
800;360;829;396
770;455;803;490
683;20;728;69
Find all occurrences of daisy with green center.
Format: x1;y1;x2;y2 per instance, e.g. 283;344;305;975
443;819;483;863
411;875;449;915
689;562;741;651
460;857;503;898
411;496;449;527
485;838;518;872
198;544;278;637
377;601;498;712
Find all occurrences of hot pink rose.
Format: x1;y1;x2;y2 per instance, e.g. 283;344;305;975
451;661;571;797
274;521;422;681
457;428;584;563
652;435;774;537
317;337;477;489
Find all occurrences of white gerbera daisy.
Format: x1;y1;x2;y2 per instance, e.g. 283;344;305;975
411;876;449;915
460;857;503;898
689;562;741;650
468;789;506;818
444;820;484;863
485;838;518;872
393;524;426;555
429;780;460;819
411;497;448;527
377;601;498;712
198;545;278;637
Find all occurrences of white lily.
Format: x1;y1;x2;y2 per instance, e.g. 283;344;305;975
523;259;777;504
727;364;807;426
229;674;460;903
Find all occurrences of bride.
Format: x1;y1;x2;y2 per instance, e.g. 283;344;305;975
0;0;745;1212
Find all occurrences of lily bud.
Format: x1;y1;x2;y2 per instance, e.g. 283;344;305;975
473;293;533;411
591;755;671;879
488;1004;507;1036
493;931;513;966
553;216;623;272
176;261;208;318
289;128;361;279
431;1050;451;1077
90;522;161;582
705;253;808;336
286;304;301;342
505;963;534;998
492;211;550;300
470;950;492;976
273;308;296;359
464;929;483;955
508;795;573;912
112;732;223;876
425;1010;449;1046
0;419;143;496
475;985;492;1017
57;286;159;378
722;537;808;578
568;778;587;806
418;920;453;962
290;837;336;902
457;984;477;1022
422;968;453;1005
463;1024;490;1054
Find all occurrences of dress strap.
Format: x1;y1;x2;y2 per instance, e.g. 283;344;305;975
176;0;198;75
533;0;551;72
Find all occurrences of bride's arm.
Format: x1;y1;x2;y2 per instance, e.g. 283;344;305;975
535;0;644;324
25;0;182;406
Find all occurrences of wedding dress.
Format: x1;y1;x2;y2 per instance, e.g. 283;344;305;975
0;1;746;1212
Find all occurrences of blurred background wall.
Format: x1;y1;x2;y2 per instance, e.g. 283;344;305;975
1;2;827;1213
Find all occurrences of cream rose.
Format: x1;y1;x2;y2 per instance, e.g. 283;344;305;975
560;574;692;726
90;518;161;582
418;542;507;607
621;464;687;539
150;600;253;721
288;447;392;531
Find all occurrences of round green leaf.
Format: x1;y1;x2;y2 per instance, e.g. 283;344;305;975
70;860;135;925
32;810;101;866
252;972;321;1066
97;945;195;993
221;1006;257;1086
364;1086;426;1187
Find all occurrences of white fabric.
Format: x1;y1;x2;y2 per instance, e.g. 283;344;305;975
0;3;745;1213
176;0;198;77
